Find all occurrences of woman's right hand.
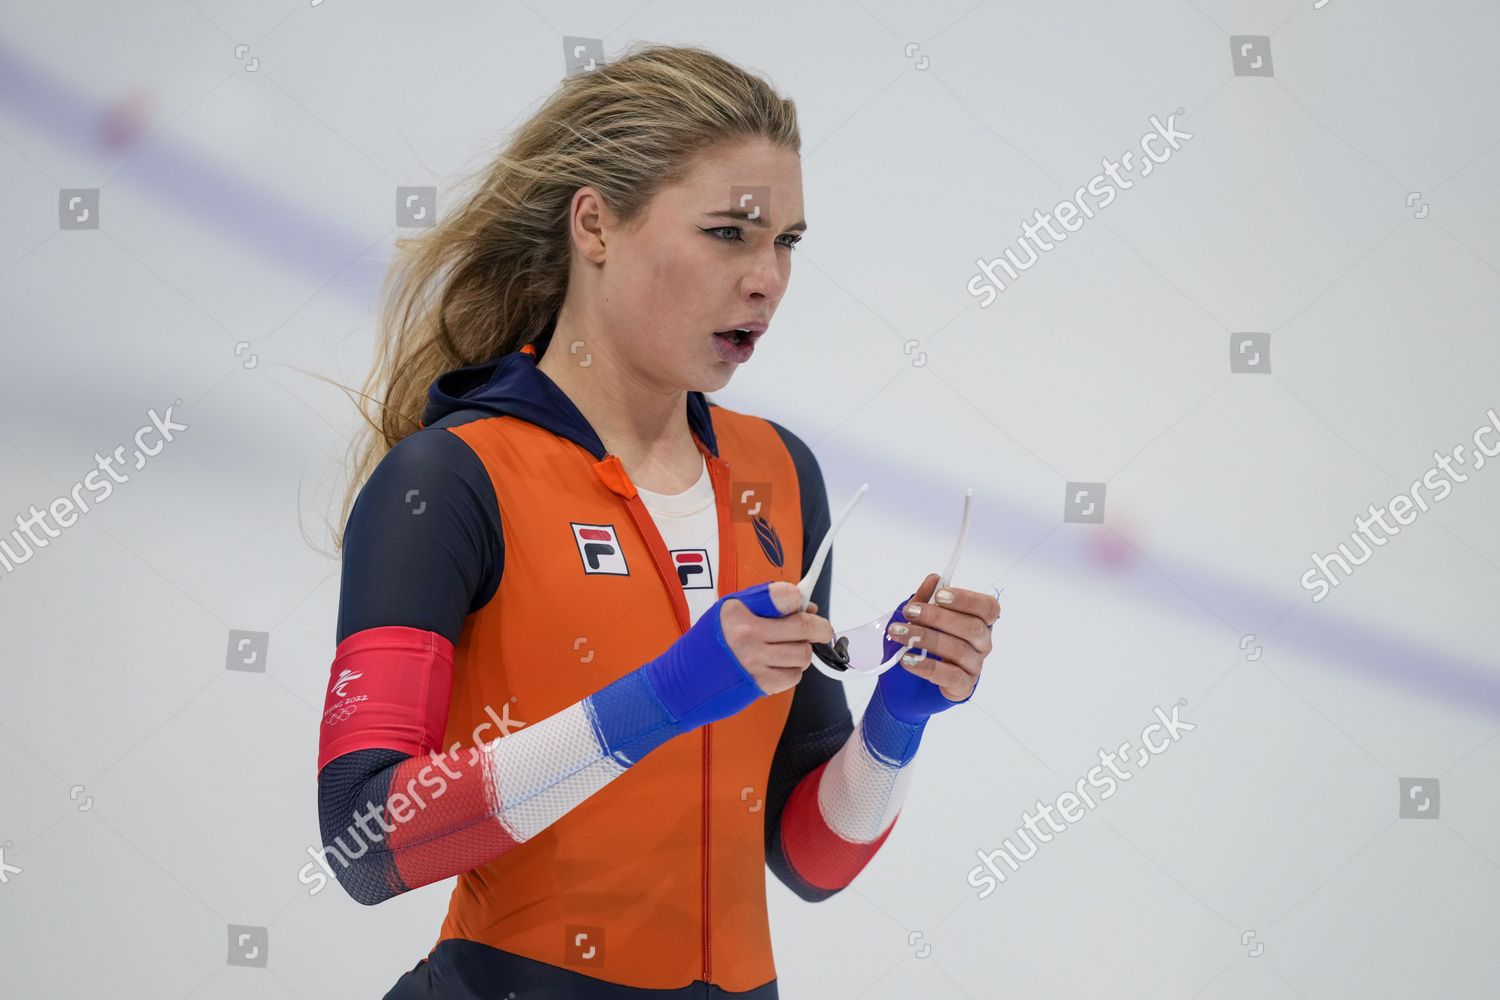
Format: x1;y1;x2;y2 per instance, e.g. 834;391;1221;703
718;582;831;696
639;580;833;734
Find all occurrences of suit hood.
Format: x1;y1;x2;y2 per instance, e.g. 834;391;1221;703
422;342;719;461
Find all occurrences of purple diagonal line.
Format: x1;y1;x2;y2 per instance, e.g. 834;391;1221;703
5;37;1497;718
820;441;1500;719
0;37;386;304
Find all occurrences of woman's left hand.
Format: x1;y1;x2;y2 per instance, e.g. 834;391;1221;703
882;572;1001;706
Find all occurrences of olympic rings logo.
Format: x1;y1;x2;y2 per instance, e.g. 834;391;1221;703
325;704;360;728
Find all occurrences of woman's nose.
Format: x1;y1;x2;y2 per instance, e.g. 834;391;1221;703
742;248;787;300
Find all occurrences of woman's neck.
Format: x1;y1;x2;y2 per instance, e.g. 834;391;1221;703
535;332;703;493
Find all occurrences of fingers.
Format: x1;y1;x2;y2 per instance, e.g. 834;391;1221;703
931;582;1002;628
898;654;977;702
912;572;941;605
724;580;805;621
898;592;994;659
888;625;983;677
766;580;806;615
891;581;997;691
757;663;813;694
762;601;831;673
726;584;829;636
763;646;817;671
760;609;833;645
720;582;830;681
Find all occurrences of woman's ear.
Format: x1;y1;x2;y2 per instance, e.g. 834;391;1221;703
569;186;611;264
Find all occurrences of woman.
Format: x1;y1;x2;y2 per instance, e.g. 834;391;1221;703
319;43;1001;999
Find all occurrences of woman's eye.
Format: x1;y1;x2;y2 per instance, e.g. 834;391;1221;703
705;226;801;250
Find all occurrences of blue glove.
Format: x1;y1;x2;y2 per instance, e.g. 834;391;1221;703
875;590;979;725
592;581;797;766
639;580;788;732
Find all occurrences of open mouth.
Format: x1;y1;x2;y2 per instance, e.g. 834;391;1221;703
713;328;758;346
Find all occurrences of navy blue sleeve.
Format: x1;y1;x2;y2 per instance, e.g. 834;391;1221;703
320;415;503;904
335;416;503;646
762;419;855;902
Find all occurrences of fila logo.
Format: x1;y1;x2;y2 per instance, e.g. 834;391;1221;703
571;522;630;575
671;548;715;590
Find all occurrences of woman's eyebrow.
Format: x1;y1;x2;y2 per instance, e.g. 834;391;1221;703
703;208;807;232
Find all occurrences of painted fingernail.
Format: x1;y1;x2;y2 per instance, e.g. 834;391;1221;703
905;603;921;617
902;652;921;666
888;622;909;637
935;589;954;604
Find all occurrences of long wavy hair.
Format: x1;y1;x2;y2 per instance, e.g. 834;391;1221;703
323;43;800;552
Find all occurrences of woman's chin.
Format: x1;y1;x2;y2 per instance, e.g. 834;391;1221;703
690;356;737;393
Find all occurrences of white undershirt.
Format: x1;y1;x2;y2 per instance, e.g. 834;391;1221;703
634;454;719;627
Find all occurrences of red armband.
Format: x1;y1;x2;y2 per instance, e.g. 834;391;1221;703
316;626;455;772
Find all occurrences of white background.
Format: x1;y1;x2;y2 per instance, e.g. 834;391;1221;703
1;1;1498;997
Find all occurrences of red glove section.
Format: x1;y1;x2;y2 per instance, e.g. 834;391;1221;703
778;759;898;892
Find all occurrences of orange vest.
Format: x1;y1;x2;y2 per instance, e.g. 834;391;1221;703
431;368;807;991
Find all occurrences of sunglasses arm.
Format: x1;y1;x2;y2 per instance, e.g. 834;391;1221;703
871;488;974;674
797;482;869;607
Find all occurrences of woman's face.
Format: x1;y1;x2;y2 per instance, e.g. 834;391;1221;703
586;137;805;394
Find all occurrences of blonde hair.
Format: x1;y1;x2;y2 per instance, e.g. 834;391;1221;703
324;43;800;552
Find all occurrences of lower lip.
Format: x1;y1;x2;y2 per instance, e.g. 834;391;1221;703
711;331;757;363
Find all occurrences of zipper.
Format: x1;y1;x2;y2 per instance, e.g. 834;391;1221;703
699;449;738;985
594;440;738;987
702;698;713;984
